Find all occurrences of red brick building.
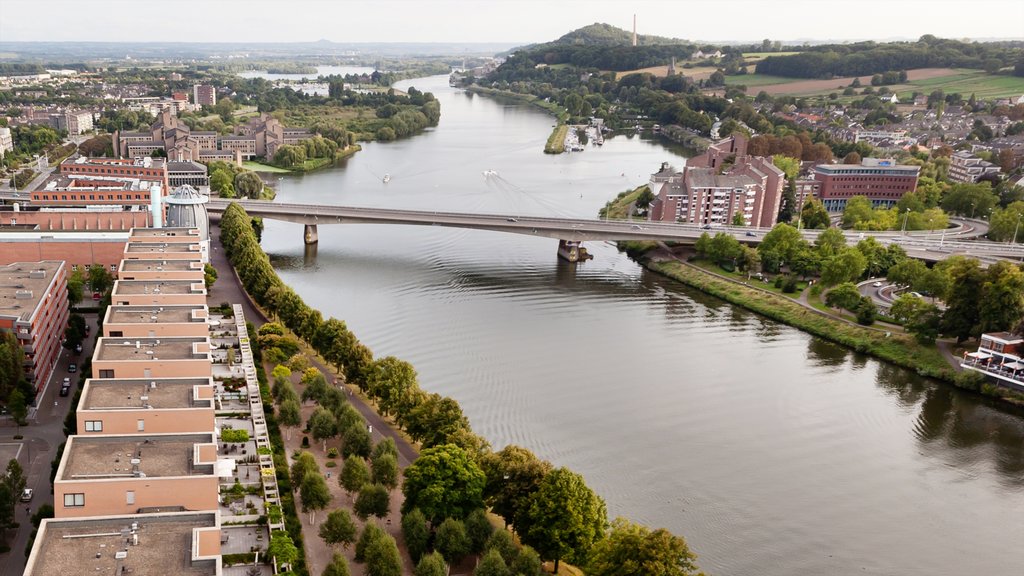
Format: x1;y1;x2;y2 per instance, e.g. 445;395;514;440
0;261;69;392
813;158;920;211
58;156;169;192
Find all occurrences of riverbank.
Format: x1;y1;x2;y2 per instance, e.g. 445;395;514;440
544;125;569;154
625;242;1024;407
466;85;570;123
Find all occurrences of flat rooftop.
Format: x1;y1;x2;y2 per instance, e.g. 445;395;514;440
113;280;205;295
120;259;203;272
82;378;213;410
95;337;209;362
0;261;62;322
106;305;207;325
28;513;218;576
125;242;201;254
62;434;214;479
129;227;201;239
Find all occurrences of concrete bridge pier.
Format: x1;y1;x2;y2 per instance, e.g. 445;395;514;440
557;239;593;262
303;224;318;245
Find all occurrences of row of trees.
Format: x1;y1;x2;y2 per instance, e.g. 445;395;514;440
223;202;704;574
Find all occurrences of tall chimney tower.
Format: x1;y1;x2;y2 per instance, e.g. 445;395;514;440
632;14;637;46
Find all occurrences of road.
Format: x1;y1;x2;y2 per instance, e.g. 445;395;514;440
206;199;1024;263
0;313;97;576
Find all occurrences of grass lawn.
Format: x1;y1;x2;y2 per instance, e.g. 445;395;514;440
690;260;807;298
741;51;800;61
242;161;291;173
900;69;1024;100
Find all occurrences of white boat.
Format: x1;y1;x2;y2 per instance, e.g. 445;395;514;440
382;174;391;183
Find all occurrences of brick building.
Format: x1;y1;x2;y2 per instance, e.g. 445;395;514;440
77;377;215;436
0;261;69;392
813;158;920;211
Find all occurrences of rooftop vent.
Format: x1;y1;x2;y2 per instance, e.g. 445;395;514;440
29;270;45;279
14;290;33;300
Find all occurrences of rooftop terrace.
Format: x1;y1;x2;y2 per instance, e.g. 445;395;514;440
125;242;201;254
113;280;205;295
0;261;62;322
119;259;203;272
106;305;208;325
128;227;200;238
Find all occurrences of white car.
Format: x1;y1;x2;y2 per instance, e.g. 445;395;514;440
872;281;883;288
20;488;33;502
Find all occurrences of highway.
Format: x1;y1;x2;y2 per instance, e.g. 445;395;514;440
206;199;1024;263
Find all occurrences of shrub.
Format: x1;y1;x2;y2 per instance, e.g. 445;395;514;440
301;436;310;448
327;447;339;459
221;429;250;443
782;275;799;293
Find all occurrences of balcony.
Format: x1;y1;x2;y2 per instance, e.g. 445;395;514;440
961;357;1024;392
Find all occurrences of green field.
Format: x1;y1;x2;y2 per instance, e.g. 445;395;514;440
900;70;1024;100
241;161;291;173
741;51;799;61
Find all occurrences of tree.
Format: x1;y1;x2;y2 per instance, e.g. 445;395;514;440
939;256;984;342
814;227;847;258
988;202;1024;242
87;264;113;294
203;263;218;289
364;533;403;576
354;483;391;520
465;508;495;554
890;294;929;325
322;553;351;576
905;303;943;344
268;530;299;573
940;182;998;217
843;151;862;164
510;545;545;576
66;269;84;305
367;356;418;418
522;467;607;573
474;549;511;576
757;223;803;272
737;245;761;279
485;529;519;566
435;517;471;565
279;398;302;440
886;259;927;289
731;212;746;226
9;389;28;431
371;437;398;461
210;169;234;196
820;247;867;287
402;443;486;523
319;509;357;550
291;451;319;488
402;508;431;563
63;313;87;351
586;517;701;576
414;552;448;576
800;198;830;229
355;522;386;563
777;178;797;223
300;471;332;525
234;171;265;200
342;421;372;460
978;261;1024;334
824;282;863;313
309;407;337;452
706;233;742;265
340;456;370;497
371;452;399;490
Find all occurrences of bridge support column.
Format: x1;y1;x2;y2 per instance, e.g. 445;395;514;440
303;224;318;245
557;239;592;262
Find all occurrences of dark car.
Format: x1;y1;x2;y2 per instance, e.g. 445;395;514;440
59;385;70;397
68;363;77;373
74;343;83;354
746;231;757;237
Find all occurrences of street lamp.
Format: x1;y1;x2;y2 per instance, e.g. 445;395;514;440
1013;214;1022;246
901;208;911;235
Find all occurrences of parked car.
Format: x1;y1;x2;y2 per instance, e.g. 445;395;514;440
60;385;70;397
68;363;77;373
872;281;883;287
74;343;83;354
745;231;757;237
20;488;33;502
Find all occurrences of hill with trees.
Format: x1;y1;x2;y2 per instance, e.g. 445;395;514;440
507;23;702;71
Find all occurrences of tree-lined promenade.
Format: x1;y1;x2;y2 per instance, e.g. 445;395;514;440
219;202;706;575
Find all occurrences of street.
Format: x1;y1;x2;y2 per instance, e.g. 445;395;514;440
0;313;97;576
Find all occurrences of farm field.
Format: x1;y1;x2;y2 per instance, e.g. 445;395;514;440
723;68;1024;100
900;69;1024;100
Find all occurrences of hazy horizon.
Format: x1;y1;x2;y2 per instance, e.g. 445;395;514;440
1;0;1022;46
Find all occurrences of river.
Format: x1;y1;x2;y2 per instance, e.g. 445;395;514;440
255;73;1024;576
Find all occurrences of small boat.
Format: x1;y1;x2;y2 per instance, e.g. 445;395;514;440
382;174;391;183
482;169;498;178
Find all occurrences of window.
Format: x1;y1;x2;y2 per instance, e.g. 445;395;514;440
84;421;103;432
64;493;85;507
99;369;114;378
71;264;78;272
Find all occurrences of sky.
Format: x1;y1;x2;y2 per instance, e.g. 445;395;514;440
1;0;1022;44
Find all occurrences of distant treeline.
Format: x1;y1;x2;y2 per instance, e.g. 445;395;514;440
513;44;703;72
755;36;1024;78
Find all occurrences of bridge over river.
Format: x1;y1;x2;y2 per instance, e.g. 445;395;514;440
207;199;1023;264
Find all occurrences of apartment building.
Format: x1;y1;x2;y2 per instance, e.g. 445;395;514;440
0;126;14;157
103;303;210;338
111;279;207;306
192;84;217;107
53;433;219;518
687;133;749;170
813;158;920;211
92;337;212;379
117;259;205;282
168;161;210;189
648;155;783;227
948;151;1002;184
123;241;204;262
0;261;69;391
24;511;222;576
77;377;215;435
55;110;95;135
